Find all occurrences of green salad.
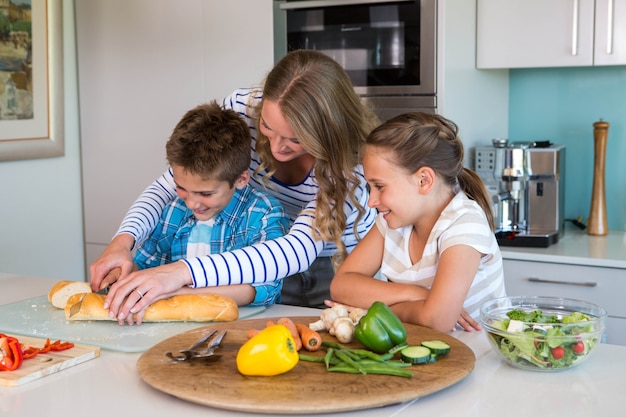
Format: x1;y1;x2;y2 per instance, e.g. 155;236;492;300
487;309;601;370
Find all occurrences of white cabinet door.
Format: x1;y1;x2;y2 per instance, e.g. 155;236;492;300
594;0;626;65
503;259;626;346
477;0;596;68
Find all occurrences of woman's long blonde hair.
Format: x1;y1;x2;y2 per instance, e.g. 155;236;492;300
254;50;380;266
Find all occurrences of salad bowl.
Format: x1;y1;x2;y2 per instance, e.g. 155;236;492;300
480;296;607;371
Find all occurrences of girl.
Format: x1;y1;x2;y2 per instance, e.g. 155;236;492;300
90;50;380;323
329;112;506;333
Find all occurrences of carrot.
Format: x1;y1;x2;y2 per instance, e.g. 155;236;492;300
247;328;261;339
266;319;275;327
277;317;302;351
295;323;322;352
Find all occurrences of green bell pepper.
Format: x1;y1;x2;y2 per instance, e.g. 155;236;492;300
354;301;407;353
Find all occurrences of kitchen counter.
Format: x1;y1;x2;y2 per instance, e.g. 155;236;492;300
500;228;626;269
1;272;624;417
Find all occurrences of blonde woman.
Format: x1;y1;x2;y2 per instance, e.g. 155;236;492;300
91;50;380;323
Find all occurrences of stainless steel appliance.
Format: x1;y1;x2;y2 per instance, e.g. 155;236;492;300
273;0;437;121
475;139;566;247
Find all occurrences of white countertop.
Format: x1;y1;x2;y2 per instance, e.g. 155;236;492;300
1;272;624;417
501;228;626;269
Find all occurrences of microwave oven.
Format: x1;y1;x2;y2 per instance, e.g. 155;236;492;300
273;0;437;121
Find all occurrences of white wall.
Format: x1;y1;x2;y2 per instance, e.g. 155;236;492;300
0;0;85;281
437;0;509;166
76;0;275;271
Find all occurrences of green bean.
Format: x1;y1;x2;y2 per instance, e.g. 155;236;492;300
387;342;410;355
334;350;366;374
328;364;414;378
321;341;344;350
358;359;412;368
348;349;387;362
298;353;325;362
324;348;334;369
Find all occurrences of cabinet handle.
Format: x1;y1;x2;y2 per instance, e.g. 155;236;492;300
571;0;579;56
280;0;412;10
607;0;615;55
527;277;597;287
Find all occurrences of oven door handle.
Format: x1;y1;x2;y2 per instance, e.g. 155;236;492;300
279;0;414;10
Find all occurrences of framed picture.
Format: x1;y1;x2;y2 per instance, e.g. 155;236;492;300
0;0;63;162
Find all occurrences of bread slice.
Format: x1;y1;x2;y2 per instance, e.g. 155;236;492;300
65;292;239;322
48;280;93;309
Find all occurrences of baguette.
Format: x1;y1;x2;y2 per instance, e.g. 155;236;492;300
48;280;93;309
64;292;239;322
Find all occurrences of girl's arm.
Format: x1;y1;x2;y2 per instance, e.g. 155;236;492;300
390;245;481;333
330;226;430;308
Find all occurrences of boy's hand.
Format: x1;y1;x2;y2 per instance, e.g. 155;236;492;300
89;233;136;292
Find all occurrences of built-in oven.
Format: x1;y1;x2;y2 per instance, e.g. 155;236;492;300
273;0;437;121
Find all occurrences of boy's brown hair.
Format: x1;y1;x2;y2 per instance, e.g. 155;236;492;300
166;101;251;187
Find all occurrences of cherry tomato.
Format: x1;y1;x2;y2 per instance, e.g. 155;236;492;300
573;341;585;354
551;346;565;360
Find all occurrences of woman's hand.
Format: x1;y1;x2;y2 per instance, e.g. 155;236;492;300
89;234;136;292
103;261;193;325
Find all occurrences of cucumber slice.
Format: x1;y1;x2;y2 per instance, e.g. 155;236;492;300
421;340;451;355
400;346;431;364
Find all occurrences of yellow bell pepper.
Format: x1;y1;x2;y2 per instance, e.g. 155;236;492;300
236;324;299;376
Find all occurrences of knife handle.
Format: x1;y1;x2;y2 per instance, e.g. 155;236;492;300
99;267;122;291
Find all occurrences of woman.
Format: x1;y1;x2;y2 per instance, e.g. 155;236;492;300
91;50;380;323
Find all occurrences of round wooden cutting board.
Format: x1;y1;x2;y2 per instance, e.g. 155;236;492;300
137;316;475;414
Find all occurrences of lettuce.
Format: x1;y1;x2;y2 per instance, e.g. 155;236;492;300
489;309;600;369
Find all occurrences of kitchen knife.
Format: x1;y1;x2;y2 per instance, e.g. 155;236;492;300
68;293;87;318
97;267;122;293
70;267;122;316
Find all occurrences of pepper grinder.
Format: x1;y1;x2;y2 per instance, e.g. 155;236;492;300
587;119;609;235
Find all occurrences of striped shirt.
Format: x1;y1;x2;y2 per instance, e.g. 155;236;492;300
132;185;290;306
117;88;377;288
377;191;506;320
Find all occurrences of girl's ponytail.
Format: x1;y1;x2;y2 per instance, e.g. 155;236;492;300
458;168;495;230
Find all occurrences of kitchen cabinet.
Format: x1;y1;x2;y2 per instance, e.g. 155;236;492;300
500;230;626;346
477;0;626;68
503;259;626;346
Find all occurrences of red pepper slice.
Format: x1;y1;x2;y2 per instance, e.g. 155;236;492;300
21;346;41;359
0;334;24;372
2;335;75;369
49;340;74;351
38;338;53;354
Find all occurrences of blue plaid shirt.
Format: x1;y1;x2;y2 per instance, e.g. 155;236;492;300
133;184;289;306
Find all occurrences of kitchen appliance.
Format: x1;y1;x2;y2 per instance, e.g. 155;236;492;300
475;139;566;247
273;0;437;121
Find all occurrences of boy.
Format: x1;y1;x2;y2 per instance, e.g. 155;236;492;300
133;101;289;306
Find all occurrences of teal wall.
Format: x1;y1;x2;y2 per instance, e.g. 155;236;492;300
508;66;626;231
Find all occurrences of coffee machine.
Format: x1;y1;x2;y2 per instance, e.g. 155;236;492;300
475;139;565;247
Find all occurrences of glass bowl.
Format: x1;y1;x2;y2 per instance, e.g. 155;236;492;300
480;296;607;371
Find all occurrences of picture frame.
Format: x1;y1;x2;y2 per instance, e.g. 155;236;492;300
0;0;63;162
